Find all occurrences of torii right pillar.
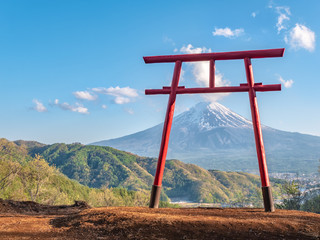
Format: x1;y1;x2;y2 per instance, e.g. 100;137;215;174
244;57;274;212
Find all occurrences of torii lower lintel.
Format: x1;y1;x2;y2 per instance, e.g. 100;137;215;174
145;83;281;95
145;48;285;212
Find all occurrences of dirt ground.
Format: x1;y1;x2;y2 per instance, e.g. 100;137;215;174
0;199;319;239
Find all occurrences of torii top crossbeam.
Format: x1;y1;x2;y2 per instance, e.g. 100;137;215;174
144;48;285;212
144;48;284;63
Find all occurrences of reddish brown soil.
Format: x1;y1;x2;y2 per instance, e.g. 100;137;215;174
0;199;319;239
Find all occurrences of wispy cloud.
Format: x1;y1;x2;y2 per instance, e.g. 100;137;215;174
124;108;134;115
251;12;258;18
278;75;294;88
275;6;291;33
163;36;175;46
32;99;47;112
180;44;230;103
285;24;315;52
73;91;97;101
92;86;138;104
270;4;315;52
35;86;138;114
54;99;89;114
212;27;244;38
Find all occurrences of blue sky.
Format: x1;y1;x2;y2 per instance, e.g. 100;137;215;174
0;0;319;144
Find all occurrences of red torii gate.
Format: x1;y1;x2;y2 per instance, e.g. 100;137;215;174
144;48;285;212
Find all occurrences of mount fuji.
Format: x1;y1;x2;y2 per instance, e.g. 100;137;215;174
91;102;320;173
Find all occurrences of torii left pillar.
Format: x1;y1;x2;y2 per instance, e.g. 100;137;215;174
149;61;182;208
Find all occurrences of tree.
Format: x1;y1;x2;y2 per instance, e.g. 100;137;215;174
277;180;302;210
103;187;121;206
133;190;149;206
302;194;320;213
18;154;55;202
0;139;26;195
0;160;21;192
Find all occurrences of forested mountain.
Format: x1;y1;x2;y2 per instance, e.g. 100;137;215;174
0;138;149;207
22;140;283;204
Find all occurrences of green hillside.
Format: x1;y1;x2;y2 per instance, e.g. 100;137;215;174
0;139;149;207
20;140;282;205
27;142;154;190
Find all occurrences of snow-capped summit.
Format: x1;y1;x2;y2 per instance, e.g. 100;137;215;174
173;102;251;132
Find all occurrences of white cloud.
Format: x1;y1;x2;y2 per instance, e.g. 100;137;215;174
286;24;315;52
32;99;47;112
92;86;138;104
180;44;230;103
270;4;315;52
275;6;291;33
163;36;175;46
278;76;294;88
93;86;138;97
114;96;131;104
54;99;89;114
180;44;211;54
101;104;107;109
212;27;244;38
73;91;97;101
179;69;185;82
71;105;89;114
125;108;134;115
251;11;259;18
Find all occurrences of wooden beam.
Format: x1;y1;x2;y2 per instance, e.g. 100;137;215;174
145;84;281;95
144;48;285;64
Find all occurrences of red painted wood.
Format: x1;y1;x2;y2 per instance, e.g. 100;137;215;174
209;60;215;88
145;84;281;95
240;82;263;86
254;84;281;92
162;86;185;90
244;57;270;187
144;48;284;64
153;61;182;186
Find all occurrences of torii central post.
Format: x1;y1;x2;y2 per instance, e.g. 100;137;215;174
144;48;284;212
